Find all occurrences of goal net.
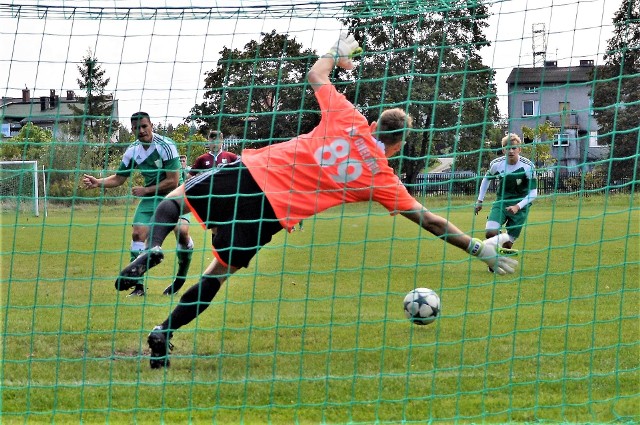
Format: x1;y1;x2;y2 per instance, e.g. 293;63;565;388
0;160;39;216
0;1;637;423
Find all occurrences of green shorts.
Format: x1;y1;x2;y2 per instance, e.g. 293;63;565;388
133;197;191;226
486;201;530;239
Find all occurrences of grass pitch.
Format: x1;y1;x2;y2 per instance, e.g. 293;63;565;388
1;195;638;423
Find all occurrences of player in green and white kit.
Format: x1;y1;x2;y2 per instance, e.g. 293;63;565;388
475;133;537;270
83;112;194;296
179;155;190;182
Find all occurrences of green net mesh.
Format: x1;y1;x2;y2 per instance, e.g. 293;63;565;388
1;1;638;423
0;161;40;215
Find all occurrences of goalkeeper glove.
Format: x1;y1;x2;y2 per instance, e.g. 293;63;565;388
327;32;363;70
468;234;518;275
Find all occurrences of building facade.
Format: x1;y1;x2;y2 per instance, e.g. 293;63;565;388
506;60;609;172
1;89;118;140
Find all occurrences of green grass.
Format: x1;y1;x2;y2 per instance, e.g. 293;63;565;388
1;195;639;424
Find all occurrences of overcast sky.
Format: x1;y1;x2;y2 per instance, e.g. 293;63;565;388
0;0;619;128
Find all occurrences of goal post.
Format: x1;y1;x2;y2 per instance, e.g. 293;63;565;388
0;160;40;217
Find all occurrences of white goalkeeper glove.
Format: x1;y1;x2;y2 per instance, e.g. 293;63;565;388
468;234;518;275
327;32;363;70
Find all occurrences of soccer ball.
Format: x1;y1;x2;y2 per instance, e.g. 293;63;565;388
403;288;440;325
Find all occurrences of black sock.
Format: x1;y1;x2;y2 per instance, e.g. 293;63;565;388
161;276;222;331
149;199;181;248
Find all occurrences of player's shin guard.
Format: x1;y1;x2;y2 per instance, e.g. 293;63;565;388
149;199;182;248
159;276;222;331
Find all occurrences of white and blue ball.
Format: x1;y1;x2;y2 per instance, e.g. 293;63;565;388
403;288;440;325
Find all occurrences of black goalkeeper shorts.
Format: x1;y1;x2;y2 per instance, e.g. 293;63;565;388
184;162;284;268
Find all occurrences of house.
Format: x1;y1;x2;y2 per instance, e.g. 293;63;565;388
506;60;609;172
0;89;119;140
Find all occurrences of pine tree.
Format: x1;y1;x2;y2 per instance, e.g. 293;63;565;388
69;50;118;140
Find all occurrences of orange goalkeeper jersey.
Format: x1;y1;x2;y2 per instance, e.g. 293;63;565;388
241;83;419;230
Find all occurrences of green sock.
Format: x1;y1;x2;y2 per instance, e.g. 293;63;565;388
176;248;193;279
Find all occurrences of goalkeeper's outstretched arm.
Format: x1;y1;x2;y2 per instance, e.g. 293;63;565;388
401;207;518;275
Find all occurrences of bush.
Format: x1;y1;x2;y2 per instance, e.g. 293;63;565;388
46;175;132;204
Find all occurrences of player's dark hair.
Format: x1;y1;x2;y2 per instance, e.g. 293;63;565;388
131;111;151;122
377;108;413;145
208;130;222;140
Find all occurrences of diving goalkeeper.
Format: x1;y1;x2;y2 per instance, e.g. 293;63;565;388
115;33;519;368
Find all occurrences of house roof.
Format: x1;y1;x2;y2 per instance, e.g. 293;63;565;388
1;101;78;123
1;98;118;124
1;97;24;107
506;65;594;85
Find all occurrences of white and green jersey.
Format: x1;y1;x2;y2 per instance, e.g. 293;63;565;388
478;155;537;206
181;166;191;183
116;133;181;189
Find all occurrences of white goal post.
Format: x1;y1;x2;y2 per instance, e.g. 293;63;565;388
0;160;40;216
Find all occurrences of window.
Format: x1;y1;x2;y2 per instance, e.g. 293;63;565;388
553;133;570;146
588;131;608;147
522;100;539;117
523;86;539;93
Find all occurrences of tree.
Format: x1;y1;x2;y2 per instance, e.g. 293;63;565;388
340;0;500;189
0;123;52;160
591;0;640;180
188;30;320;148
521;121;558;171
69;50;119;141
156;123;208;160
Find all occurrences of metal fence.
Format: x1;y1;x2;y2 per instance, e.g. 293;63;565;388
405;172;634;196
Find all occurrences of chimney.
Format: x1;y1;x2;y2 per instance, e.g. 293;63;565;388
580;59;594;67
50;89;56;108
66;90;75;100
544;60;558;67
22;88;30;102
40;96;47;111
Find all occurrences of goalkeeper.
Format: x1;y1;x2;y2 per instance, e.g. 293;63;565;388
115;33;519;368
